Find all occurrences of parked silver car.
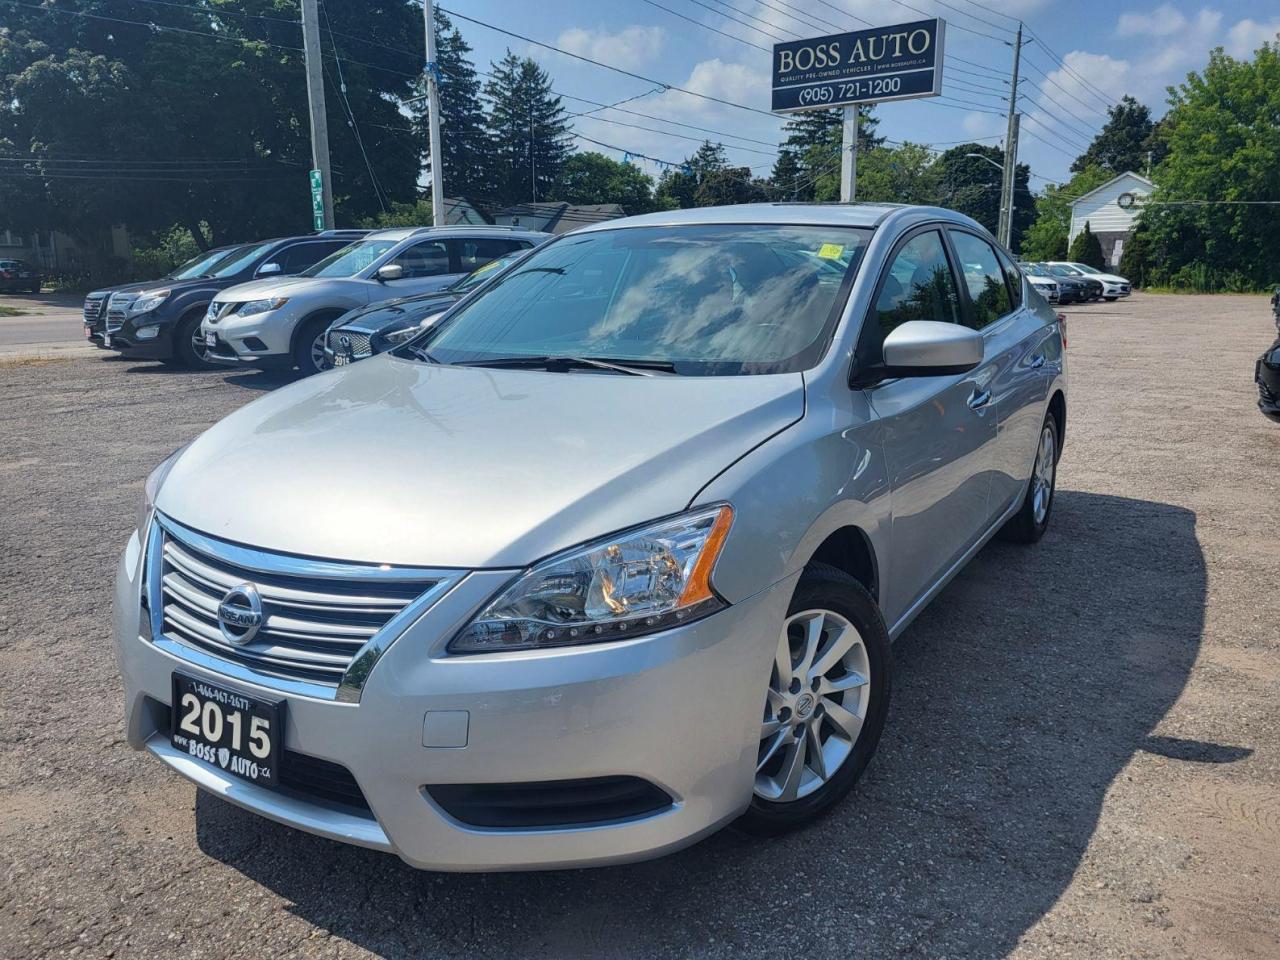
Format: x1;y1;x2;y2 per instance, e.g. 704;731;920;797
115;204;1066;871
201;226;547;374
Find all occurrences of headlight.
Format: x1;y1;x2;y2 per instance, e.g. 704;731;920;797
233;297;289;318
450;504;734;653
129;289;170;314
136;445;188;533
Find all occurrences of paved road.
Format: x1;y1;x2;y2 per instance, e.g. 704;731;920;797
0;291;91;358
1;293;1277;959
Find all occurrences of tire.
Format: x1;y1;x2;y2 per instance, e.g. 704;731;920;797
173;309;217;370
737;563;891;836
1000;408;1060;544
292;313;339;376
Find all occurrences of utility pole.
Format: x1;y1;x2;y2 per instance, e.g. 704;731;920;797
530;106;537;202
423;0;445;226
840;105;859;202
998;22;1024;249
300;0;334;230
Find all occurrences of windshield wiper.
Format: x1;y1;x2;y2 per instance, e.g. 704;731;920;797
455;355;676;376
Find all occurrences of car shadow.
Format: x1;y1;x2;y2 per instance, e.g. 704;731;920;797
194;489;1212;958
121;362;303;392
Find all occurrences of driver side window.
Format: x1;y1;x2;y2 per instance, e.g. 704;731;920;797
866;230;961;363
390;240;451;279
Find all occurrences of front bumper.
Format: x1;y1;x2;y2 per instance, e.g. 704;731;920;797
115;527;795;871
201;306;300;363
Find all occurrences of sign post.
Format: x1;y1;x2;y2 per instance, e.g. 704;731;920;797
771;19;946;202
309;169;325;232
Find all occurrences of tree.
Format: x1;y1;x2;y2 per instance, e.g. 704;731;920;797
414;10;493;201
770;106;880;201
693;167;771;207
1067;220;1105;268
853;142;940;205
0;0;422;268
1135;40;1280;290
933;144;1033;249
1020;166;1112;260
483;52;572;206
1071;95;1167;175
551;152;659;213
655;141;730;209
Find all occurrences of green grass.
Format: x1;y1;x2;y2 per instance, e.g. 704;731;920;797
0;306;29;317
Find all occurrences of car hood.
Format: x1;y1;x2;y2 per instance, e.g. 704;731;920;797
337;294;458;333
214;276;341;303
1090;273;1127;283
89;280;160;298
157;356;805;569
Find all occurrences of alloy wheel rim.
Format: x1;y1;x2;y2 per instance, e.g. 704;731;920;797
755;608;870;802
311;332;329;371
1032;425;1056;525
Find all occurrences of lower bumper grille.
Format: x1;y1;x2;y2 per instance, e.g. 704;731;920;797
151;699;371;813
427;777;674;829
146;514;454;698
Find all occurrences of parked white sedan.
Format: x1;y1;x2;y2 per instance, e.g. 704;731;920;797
1046;262;1131;300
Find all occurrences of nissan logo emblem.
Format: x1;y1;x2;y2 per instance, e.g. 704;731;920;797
217;583;264;645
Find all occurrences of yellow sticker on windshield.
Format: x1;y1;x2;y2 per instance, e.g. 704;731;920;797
817;243;845;260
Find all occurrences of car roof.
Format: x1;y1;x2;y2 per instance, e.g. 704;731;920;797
568;202;988;236
364;226;549;241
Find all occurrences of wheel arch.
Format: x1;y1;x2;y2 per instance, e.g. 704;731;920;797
1047;389;1066;458
806;526;879;603
289;307;348;354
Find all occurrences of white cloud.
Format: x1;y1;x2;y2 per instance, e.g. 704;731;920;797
962;111;1006;139
555;25;665;71
1117;4;1191;37
1225;18;1280;57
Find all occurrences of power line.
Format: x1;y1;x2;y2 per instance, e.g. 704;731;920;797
687;0;792;42
1021;25;1119;110
639;0;770;52
320;0;387;212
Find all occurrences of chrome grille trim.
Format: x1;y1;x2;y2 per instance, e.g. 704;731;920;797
145;513;461;702
83;294;107;324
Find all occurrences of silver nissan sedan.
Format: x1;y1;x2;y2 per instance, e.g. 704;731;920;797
114;203;1066;871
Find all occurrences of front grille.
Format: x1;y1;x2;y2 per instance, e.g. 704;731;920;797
106;293;135;332
83;294;107;325
329;330;372;357
147;516;447;693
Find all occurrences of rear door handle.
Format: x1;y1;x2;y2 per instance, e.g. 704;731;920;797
1029;354;1046;369
968;389;992;411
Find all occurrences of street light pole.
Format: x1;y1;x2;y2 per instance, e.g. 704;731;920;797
423;0;445;226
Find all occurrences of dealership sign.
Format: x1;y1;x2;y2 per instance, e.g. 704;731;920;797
771;19;946;113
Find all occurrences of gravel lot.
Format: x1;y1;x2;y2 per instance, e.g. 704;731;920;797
1;292;1277;959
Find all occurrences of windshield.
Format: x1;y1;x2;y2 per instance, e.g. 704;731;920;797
1069;263;1102;274
1049;265;1083;277
169;247;239;280
413;224;870;376
301;239;399;278
206;241;278;278
453;251;524;293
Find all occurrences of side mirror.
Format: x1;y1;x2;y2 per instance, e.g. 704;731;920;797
877;320;983;379
257;262;282;276
377;264;404;282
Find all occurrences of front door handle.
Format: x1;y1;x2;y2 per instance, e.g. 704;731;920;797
1029;353;1046;369
968;388;992;411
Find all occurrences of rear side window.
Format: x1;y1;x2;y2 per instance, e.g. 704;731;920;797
949;231;1013;330
391;239;452;278
274;241;345;274
867;230;961;362
454;237;531;272
995;248;1023;309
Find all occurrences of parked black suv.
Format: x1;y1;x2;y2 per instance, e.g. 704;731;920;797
86;230;366;368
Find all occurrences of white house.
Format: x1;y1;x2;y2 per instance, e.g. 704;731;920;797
1068;171;1155;268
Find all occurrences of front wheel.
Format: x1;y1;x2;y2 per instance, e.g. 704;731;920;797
737;564;891;836
293;315;336;376
173;310;218;370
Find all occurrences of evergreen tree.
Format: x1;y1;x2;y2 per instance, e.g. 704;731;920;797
771;106;880;201
1067;221;1105;269
1070;95;1167;175
414;10;492;201
655;141;730;209
483;52;572;207
1021;166;1112;260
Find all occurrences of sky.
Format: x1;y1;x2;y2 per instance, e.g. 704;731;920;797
439;0;1280;190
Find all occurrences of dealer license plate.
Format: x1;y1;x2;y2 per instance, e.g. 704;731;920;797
171;673;283;786
102;333;112;348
